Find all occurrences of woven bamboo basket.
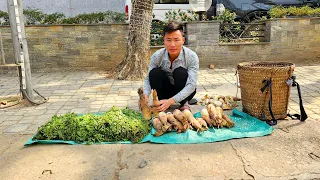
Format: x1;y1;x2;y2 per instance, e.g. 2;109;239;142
237;61;295;121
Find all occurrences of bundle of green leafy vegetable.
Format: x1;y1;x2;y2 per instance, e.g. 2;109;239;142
33;107;151;143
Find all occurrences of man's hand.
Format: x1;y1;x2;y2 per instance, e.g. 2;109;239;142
157;98;175;112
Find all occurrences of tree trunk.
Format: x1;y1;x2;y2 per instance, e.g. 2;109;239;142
116;0;154;80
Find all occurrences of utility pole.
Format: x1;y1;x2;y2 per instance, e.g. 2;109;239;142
7;0;34;101
0;32;5;64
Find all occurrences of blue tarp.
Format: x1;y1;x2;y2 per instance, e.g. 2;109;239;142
25;109;274;146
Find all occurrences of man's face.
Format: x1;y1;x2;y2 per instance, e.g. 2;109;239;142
164;30;185;58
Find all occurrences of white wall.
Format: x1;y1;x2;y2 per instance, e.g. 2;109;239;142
0;0;125;17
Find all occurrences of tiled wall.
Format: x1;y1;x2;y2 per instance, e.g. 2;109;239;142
1;18;319;74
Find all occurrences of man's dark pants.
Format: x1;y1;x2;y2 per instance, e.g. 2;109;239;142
149;67;196;106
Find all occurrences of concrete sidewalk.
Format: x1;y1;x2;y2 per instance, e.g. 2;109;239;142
0;66;320;179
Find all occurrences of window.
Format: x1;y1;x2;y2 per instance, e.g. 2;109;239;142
154;0;189;4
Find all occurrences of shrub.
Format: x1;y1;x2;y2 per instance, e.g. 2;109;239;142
311;7;320;16
0;9;126;25
150;20;166;46
269;6;320;18
0;10;9;25
165;9;198;22
23;9;46;25
43;13;65;24
150;9;198;46
287;6;313;16
213;9;237;23
268;6;288;18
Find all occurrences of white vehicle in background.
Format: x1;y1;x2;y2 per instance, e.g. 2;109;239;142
125;0;191;22
153;0;191;21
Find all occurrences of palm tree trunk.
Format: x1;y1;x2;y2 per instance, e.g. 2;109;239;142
116;0;154;80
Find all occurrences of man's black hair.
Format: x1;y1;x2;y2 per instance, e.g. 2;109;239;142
163;21;184;36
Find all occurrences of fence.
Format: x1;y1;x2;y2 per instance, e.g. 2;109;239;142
219;23;267;43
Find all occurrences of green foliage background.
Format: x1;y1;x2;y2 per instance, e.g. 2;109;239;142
0;9;126;25
268;6;320;18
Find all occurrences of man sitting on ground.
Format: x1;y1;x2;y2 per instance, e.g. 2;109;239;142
143;21;199;112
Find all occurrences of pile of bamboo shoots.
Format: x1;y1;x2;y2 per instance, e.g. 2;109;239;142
200;94;241;110
138;88;235;137
202;104;235;128
152;109;207;136
152;105;235;137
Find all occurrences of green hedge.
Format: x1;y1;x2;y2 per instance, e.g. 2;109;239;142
0;9;126;25
269;6;320;18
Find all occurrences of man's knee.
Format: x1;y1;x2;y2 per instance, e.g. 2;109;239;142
149;67;165;79
173;67;188;81
149;68;166;81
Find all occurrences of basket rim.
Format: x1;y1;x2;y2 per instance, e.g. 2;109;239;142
237;61;295;70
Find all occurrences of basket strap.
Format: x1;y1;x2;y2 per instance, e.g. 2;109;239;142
260;79;277;126
261;76;308;126
287;76;308;121
235;70;240;99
